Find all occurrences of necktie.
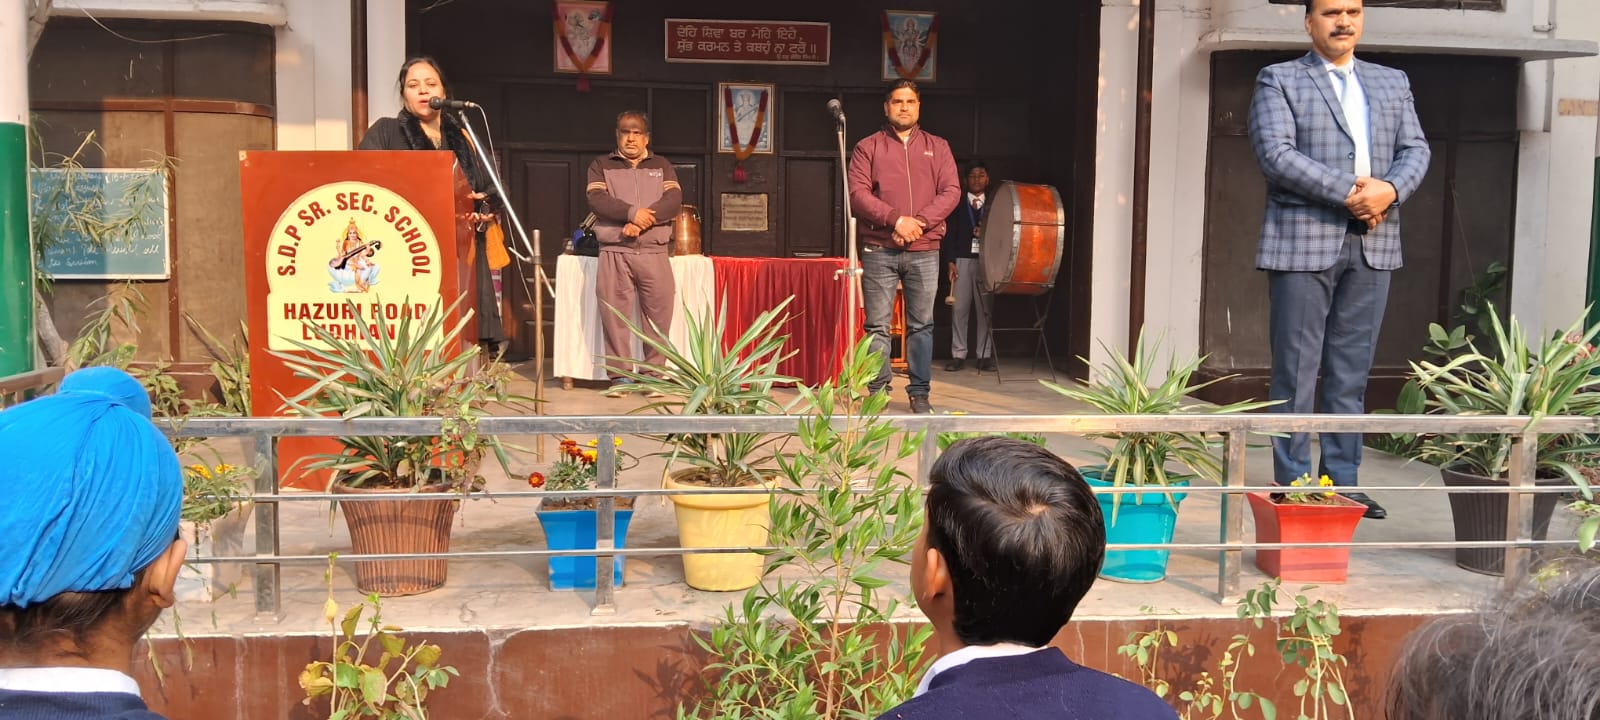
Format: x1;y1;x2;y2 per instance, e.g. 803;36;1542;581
972;196;983;212
1332;67;1371;177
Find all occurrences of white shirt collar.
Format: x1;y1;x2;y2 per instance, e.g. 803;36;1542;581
0;667;142;696
913;642;1040;696
1317;52;1356;73
968;192;983;204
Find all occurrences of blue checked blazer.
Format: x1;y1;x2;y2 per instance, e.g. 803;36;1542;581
1248;52;1431;272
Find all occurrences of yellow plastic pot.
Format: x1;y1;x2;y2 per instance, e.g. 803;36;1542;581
665;470;775;591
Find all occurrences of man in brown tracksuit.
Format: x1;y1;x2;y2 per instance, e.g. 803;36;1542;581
586;111;682;396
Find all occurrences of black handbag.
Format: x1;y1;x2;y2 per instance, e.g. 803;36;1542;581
572;213;599;257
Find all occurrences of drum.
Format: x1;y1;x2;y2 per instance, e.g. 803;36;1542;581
671;204;703;256
978;182;1065;296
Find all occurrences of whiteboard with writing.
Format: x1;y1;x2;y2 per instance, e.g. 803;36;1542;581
32;168;171;280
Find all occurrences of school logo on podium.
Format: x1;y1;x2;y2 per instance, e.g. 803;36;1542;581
265;181;443;350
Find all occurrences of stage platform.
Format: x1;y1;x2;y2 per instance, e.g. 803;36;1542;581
136;355;1586;718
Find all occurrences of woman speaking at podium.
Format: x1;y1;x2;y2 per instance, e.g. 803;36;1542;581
359;56;507;355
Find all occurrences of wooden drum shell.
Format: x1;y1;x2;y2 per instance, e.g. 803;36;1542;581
978;182;1065;296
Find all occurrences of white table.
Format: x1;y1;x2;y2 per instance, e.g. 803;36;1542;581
553;254;714;382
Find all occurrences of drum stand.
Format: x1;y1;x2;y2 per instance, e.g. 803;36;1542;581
978;288;1058;384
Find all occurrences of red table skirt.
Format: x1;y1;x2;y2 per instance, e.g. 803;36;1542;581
710;256;864;386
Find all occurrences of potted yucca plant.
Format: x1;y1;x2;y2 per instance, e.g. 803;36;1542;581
604;297;799;591
1409;307;1600;575
272;297;523;595
1043;330;1276;582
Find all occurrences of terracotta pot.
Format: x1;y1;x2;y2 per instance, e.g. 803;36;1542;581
1440;466;1563;576
334;483;458;596
665;469;774;592
1247;492;1366;583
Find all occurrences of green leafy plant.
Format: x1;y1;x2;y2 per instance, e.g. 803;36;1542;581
1041;330;1277;520
30;128;176;366
1570;500;1600;553
527;436;639;511
1454;260;1508;345
606;298;799;487
1238;581;1351;720
1409;307;1600;492
181;460;253;526
272;297;524;491
1276;473;1342;506
299;555;458;719
678;338;931;719
1117;606;1275;720
185;314;251;416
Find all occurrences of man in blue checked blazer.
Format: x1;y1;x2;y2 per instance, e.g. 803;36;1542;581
1248;0;1430;520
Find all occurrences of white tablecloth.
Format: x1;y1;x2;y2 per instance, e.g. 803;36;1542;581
553;254;714;381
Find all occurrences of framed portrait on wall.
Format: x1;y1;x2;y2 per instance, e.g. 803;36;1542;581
881;10;938;82
554;2;613;77
717;82;775;155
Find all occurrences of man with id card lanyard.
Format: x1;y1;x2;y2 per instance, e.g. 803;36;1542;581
941;161;995;373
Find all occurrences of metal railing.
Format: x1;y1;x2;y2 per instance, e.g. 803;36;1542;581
161;412;1600;621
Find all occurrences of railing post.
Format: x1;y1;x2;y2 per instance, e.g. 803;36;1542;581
1218;429;1247;601
917;421;936;486
1503;431;1535;588
251;431;282;622
592;431;617;616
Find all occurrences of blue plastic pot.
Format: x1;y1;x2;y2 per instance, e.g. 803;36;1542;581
535;507;635;590
1084;472;1186;583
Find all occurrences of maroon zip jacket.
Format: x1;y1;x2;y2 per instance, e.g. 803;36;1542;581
848;125;961;253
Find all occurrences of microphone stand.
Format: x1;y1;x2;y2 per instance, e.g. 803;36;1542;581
453;107;550;443
833;111;862;346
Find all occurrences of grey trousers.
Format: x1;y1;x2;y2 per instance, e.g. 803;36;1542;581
597;250;674;378
950;257;993;359
1267;232;1390;487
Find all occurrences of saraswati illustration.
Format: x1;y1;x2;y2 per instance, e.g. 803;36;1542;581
327;218;381;293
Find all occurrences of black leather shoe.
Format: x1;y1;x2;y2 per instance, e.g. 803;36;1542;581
944;358;965;372
975;357;998;372
1344;492;1387;519
909;396;933;414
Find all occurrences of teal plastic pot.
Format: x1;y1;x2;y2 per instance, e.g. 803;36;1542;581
1084;472;1186;583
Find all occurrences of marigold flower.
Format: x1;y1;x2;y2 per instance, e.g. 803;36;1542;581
527;471;545;488
581;449;597;464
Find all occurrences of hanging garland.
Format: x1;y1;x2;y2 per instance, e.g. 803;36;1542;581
881;12;939;81
722;86;769;183
553;3;613;93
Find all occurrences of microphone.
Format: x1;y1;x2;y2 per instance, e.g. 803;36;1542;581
827;98;845;123
428;97;479;111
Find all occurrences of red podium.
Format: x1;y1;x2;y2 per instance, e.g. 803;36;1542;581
240;151;475;490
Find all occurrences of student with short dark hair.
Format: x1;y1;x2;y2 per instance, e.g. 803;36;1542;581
878;436;1177;720
0;367;186;719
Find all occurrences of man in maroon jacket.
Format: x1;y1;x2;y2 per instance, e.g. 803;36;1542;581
848;80;962;413
586;111;682;397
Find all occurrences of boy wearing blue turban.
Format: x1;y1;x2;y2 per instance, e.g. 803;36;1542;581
0;367;186;720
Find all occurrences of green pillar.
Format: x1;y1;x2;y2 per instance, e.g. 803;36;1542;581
1591;156;1600;329
0;5;32;378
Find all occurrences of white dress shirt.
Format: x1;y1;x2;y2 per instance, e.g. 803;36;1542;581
913;642;1040;696
0;666;142;696
1323;56;1371;178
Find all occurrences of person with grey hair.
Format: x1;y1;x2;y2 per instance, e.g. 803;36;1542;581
1385;560;1600;720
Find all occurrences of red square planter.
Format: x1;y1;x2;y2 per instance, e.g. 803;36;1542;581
1247;492;1367;583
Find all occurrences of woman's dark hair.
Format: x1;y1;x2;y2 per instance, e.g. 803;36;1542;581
925;437;1105;647
0;587;134;657
395;56;449;101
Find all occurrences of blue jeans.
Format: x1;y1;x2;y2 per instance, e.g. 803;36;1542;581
861;245;938;398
